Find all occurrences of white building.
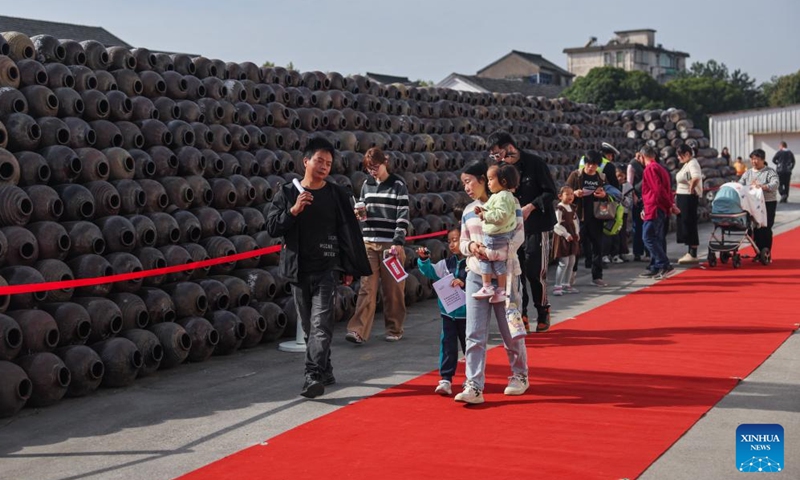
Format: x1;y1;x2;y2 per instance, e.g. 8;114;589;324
709;104;800;180
563;29;689;84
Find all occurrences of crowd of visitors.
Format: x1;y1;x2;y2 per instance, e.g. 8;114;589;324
268;134;787;401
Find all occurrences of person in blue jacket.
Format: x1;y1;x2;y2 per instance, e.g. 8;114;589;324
417;227;468;396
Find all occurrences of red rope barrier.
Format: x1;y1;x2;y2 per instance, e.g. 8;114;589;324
0;230;450;297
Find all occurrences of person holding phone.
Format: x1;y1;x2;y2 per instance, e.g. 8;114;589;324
566;151;610;287
346;147;410;344
266;137;371;398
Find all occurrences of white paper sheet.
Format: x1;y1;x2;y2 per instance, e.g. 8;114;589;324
432;274;466;314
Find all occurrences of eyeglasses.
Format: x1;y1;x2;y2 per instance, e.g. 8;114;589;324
365;163;382;172
488;149;506;162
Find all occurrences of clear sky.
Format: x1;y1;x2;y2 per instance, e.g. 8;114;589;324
3;0;798;85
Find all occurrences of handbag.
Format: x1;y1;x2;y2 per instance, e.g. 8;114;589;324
505;274;527;339
593;198;617;220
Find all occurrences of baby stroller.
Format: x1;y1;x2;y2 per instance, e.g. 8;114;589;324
707;182;770;268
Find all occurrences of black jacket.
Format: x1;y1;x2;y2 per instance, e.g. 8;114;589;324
265;182;371;284
773;149;795;174
512;150;557;233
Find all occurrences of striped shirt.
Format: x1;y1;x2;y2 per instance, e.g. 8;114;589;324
459;197;525;275
359;173;410;245
739;167;780;203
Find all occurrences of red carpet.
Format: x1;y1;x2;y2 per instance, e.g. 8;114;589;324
182;229;800;480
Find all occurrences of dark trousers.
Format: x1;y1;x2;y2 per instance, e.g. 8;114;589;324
518;231;552;319
581;219;604;280
439;315;467;382
754;201;777;251
778;172;791;200
643;210;669;271
632;202;645;256
604;214;630;256
675;194;699;247
291;270;337;378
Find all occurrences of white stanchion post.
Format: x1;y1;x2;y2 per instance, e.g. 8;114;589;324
278;319;306;353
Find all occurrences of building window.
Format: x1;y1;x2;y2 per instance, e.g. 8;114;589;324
604;53;611;65
529;72;553;85
659;54;674;68
616;51;624;66
634;49;643;64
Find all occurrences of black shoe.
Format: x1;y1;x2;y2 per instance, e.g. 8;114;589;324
300;376;324;398
322;371;336;386
536;310;550;333
634;255;642;262
639;269;658;278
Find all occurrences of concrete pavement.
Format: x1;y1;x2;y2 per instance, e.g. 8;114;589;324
1;194;798;480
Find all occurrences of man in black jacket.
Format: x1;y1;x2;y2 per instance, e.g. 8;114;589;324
773;141;795;203
487;131;557;333
266;137;371;398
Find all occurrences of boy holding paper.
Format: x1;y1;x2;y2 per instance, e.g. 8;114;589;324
417;227;467;396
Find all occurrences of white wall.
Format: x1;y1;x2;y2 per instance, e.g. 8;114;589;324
710;104;800;180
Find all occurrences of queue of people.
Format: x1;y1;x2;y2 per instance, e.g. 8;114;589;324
268;133;783;401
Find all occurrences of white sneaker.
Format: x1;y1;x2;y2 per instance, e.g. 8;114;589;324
435;379;452;396
677;253;699;264
602;255;611;264
488;289;507;304
552;286;564;296
612;255;625;264
592;278;609;287
503;374;529;396
454;383;484;404
564;285;580;294
471;286;494;299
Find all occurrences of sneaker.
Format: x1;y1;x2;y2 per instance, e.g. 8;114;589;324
639;269;658;278
489;288;506;303
634;255;642;262
435;379;452;396
454;383;484;404
677;253;699;264
300;375;324;399
536;311;550;333
321;371;336;386
592;278;609;287
553;286;564;296
612;255;625;264
522;315;531;333
472;285;494;299
345;331;364;345
385;334;403;342
564;285;580;294
654;266;675;280
602;255;611;265
504;374;529;396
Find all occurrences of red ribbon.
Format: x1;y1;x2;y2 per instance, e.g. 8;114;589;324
0;230;450;297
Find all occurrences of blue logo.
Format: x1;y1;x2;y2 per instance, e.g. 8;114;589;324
736;424;784;473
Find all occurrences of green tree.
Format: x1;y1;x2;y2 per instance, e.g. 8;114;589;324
762;70;800;107
261;60;275;68
286;61;295;71
415;79;434;87
665;76;746;132
563;66;667;110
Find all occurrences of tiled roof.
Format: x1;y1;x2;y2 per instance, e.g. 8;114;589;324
0;14;131;47
443;73;565;98
509;50;574;77
365;72;419;86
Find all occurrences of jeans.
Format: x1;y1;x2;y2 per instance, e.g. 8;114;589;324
555;255;576;287
291;270;337;378
439;315;467;382
643;210;670;271
480;231;512;276
632;202;645;257
464;271;528;391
